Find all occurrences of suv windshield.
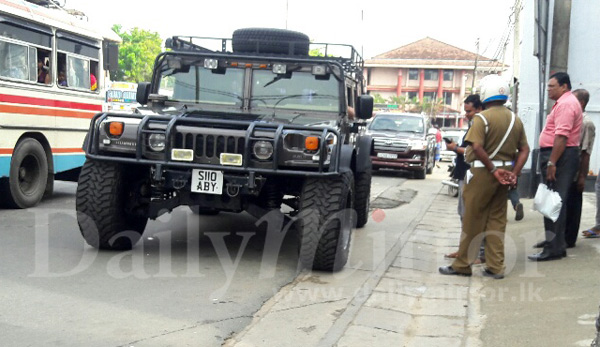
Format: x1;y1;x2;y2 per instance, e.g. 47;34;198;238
157;59;342;123
369;114;424;133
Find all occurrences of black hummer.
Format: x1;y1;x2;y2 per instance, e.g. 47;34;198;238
76;28;374;271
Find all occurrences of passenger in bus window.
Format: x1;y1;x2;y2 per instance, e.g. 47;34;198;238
57;70;67;86
90;73;97;91
37;59;50;84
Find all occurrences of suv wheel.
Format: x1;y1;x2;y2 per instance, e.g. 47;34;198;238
414;167;426;179
76;159;148;250
297;172;354;271
426;152;434;174
354;169;371;228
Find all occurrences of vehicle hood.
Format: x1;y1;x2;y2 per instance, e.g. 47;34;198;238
367;131;424;140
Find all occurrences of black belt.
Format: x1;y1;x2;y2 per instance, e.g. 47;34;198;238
540;146;578;152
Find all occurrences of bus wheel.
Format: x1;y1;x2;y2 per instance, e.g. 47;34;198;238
1;138;48;208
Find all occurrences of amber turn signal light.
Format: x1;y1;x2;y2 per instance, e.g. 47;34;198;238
108;122;124;137
305;136;319;151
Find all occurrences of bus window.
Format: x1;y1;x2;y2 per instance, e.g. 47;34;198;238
0;40;29;80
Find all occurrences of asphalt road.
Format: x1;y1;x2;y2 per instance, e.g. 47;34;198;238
0;169;421;347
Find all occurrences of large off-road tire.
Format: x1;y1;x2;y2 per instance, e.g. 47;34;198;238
232;28;310;55
297;172;354;272
354;169;371;228
0;138;48;208
76;159;147;250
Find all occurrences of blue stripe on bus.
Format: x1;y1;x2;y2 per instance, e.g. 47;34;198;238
0;157;10;178
53;154;86;173
0;154;85;178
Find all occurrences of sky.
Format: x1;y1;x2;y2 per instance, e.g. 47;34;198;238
64;0;516;62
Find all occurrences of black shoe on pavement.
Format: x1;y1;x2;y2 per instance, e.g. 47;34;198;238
527;250;567;261
533;240;548;248
482;268;504;279
515;202;524;221
439;265;471;277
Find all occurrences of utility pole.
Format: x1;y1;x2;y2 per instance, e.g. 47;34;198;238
471;38;480;93
285;0;289;29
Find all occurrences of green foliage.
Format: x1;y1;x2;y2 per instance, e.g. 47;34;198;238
309;48;324;57
111;25;162;82
373;93;386;104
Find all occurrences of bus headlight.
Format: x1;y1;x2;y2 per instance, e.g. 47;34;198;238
253;141;273;160
148;134;166;152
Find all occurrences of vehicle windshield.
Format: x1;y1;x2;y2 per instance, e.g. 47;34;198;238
159;64;244;107
250;70;339;113
369;115;424;133
156;58;342;124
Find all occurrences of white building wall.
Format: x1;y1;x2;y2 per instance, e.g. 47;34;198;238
515;0;544;171
568;1;600;174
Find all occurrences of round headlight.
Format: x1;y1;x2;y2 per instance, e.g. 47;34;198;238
253;140;273;160
148;134;166;152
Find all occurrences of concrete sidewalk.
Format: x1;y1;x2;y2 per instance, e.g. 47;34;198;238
224;181;600;346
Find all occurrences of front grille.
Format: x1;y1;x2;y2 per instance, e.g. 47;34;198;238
174;126;246;163
373;138;408;152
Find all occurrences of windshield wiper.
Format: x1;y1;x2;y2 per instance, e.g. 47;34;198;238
263;66;302;88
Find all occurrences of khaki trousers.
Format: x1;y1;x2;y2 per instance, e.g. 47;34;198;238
452;167;509;275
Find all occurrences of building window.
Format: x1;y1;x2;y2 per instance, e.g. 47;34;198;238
407;91;418;100
443;91;452;105
424;69;438;81
408;68;418;80
423;91;437;101
443;70;454;81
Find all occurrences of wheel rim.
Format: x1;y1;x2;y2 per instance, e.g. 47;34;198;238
18;154;41;196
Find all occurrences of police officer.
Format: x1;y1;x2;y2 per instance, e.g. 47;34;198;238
439;75;530;279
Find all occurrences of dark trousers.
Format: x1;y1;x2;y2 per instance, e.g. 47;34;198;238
565;181;583;247
539;147;580;255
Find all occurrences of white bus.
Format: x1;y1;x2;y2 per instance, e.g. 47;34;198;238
0;0;120;208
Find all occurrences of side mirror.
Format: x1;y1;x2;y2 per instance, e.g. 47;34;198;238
102;41;119;78
136;82;151;105
355;95;374;120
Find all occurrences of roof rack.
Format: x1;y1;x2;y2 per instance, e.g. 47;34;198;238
165;36;364;75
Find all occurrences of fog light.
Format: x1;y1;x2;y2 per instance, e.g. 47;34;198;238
148;133;166;152
108;122;124;137
305;136;319;151
253;141;273;160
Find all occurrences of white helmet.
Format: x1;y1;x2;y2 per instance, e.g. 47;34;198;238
479;74;509;104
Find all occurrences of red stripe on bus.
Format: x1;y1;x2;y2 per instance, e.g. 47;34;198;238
0;94;102;112
0;148;85;155
0;104;95;119
52;148;85;154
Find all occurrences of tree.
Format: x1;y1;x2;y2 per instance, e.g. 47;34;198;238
112;25;162;82
373;93;386;104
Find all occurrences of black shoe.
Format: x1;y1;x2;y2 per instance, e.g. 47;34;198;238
515;203;524;221
533;240;548;248
527;251;567;261
439;265;471;277
482;268;504;279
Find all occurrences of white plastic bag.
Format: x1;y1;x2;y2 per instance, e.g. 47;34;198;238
533;183;562;222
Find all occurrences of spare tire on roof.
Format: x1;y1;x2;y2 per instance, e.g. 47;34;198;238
232;28;310;55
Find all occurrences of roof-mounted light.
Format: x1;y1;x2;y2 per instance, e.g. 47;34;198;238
311;65;327;76
272;63;287;74
204;59;220;70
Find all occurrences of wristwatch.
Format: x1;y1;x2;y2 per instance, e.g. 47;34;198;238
548;160;555;167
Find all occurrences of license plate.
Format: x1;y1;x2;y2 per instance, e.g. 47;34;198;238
377;152;397;159
191;169;223;195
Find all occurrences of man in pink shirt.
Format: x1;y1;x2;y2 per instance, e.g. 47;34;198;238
529;72;583;261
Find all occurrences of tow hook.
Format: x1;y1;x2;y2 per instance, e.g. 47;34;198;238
226;183;241;197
